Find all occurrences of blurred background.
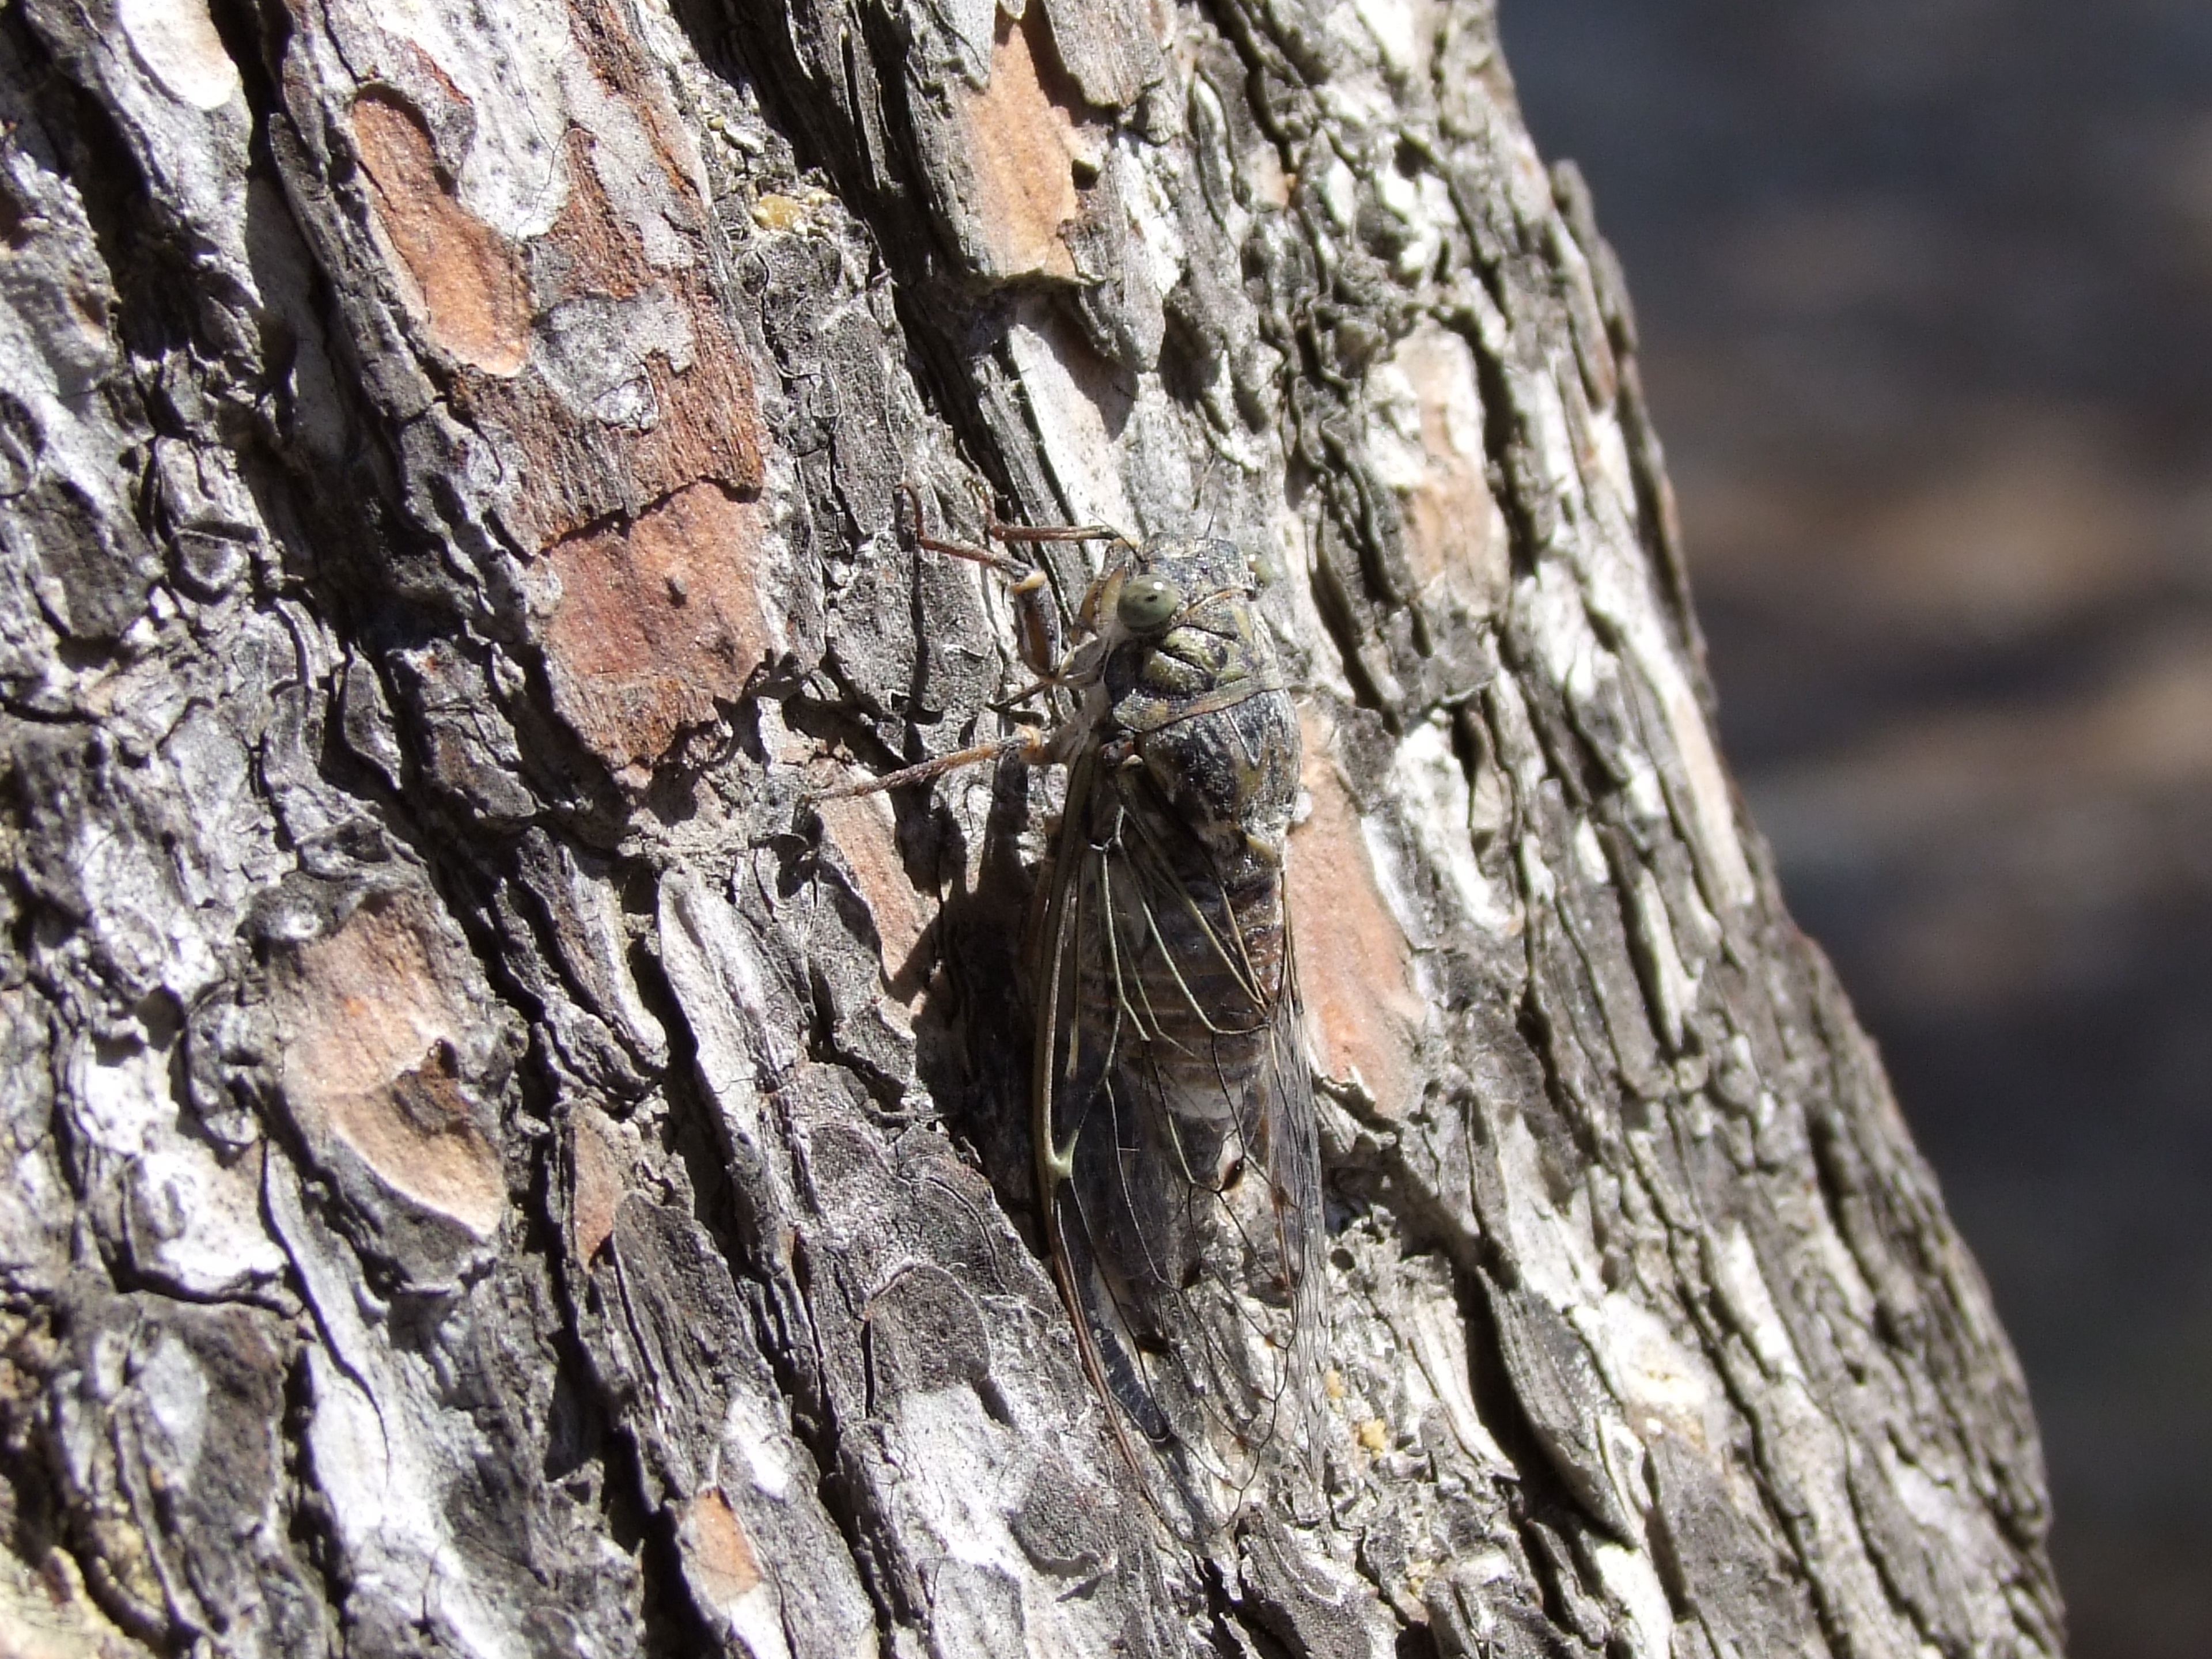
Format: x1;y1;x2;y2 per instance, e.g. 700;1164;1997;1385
1499;2;2212;1654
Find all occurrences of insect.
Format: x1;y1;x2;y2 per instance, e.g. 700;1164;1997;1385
826;485;1324;1512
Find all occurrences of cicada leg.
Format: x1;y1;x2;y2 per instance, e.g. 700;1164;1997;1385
805;728;1053;802
805;482;1093;801
899;480;1063;680
900;480;1129;684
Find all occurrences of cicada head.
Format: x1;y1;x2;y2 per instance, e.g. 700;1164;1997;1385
1095;539;1256;685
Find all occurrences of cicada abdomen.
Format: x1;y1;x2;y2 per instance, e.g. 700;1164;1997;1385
1034;536;1325;1510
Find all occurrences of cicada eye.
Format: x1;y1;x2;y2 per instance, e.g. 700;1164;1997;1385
1116;574;1182;635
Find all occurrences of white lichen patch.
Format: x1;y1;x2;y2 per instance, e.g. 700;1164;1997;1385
1383;715;1517;940
1005;305;1142;533
118;0;241;110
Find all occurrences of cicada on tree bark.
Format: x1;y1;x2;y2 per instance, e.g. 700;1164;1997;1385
825;488;1325;1525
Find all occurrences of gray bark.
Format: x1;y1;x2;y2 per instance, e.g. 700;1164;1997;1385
0;0;2063;1654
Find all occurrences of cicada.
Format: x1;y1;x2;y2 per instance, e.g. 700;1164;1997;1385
834;487;1324;1509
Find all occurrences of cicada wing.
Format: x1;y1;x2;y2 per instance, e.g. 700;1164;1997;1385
1034;775;1179;1456
1037;768;1324;1505
1260;906;1326;1395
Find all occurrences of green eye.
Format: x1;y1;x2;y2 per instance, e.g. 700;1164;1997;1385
1116;574;1182;635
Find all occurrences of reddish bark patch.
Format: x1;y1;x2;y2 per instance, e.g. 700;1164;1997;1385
344;1;765;550
680;1488;763;1604
541;482;771;780
569;1106;629;1266
952;9;1100;280
1290;711;1425;1120
349;89;529;376
454;120;764;551
816;793;934;1003
277;894;505;1240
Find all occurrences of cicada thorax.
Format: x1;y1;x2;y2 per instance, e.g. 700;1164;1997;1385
1041;536;1323;1504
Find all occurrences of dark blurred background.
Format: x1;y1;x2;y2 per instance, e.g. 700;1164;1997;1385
1499;2;2212;1654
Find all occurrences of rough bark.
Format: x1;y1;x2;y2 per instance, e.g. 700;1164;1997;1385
0;0;2063;1655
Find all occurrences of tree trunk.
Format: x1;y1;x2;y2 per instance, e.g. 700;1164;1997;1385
0;0;2063;1654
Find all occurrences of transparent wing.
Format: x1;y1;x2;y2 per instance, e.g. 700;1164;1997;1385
1035;752;1323;1507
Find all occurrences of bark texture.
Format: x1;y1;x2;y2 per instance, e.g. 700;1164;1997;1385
0;0;2063;1654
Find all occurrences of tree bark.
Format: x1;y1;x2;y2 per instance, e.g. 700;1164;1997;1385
0;0;2063;1654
